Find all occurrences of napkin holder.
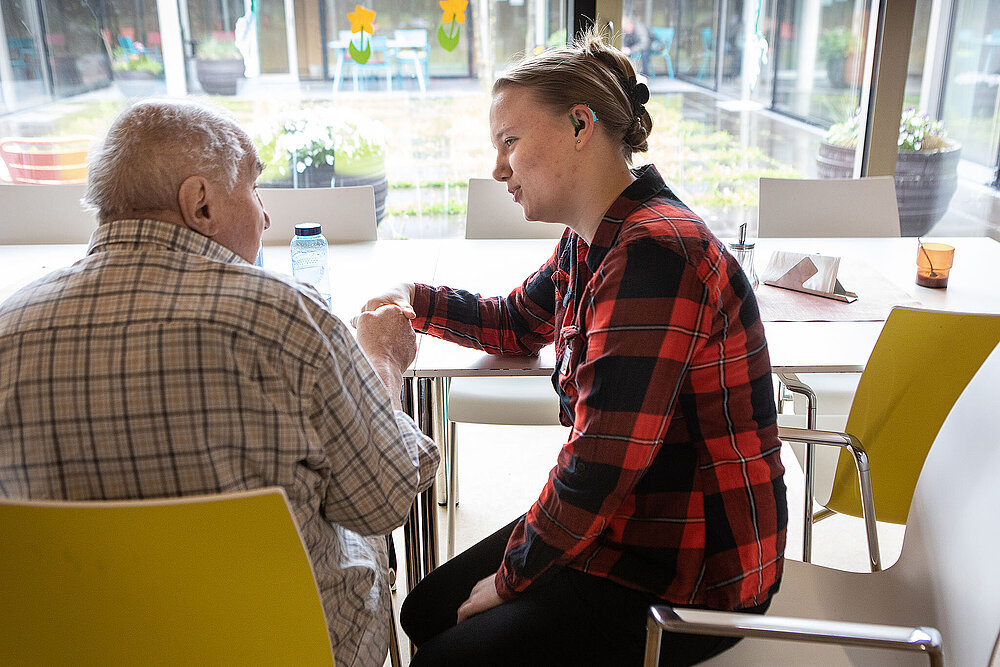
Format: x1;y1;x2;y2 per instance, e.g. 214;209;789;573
762;251;858;303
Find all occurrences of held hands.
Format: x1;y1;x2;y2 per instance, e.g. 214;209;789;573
456;573;505;624
361;283;416;319
354;304;417;372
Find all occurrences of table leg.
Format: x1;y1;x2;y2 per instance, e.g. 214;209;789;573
401;377;423;592
333;50;345;92
417;377;440;575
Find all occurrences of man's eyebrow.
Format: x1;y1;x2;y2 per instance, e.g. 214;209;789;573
254;159;265;177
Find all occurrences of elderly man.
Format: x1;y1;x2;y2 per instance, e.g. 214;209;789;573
0;100;437;667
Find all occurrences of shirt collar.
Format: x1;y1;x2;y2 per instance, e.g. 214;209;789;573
87;219;246;265
584;164;669;273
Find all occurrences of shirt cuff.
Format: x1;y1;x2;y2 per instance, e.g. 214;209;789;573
411;283;433;332
494;568;520;602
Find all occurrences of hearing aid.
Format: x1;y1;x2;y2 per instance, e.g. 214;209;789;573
569;107;599;137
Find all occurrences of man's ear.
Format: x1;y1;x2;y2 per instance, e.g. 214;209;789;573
178;175;218;237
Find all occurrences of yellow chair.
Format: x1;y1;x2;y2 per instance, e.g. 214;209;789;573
0;488;335;665
787;307;1000;571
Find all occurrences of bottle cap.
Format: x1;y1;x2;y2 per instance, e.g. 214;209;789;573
294;223;322;236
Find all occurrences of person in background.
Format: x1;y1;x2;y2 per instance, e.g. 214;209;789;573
364;27;786;666
622;15;653;78
0;100;438;667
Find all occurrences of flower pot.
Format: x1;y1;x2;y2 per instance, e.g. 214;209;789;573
335;151;387;223
195;58;244;95
114;70;164;98
335;172;388;223
296;162;336;188
816;141;962;237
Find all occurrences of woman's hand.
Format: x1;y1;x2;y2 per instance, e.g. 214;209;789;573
362;283;416;318
456;574;504;623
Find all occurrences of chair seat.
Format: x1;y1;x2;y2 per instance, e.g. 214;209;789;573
447;376;561;425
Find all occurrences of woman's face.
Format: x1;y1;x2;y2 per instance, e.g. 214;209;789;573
489;86;578;224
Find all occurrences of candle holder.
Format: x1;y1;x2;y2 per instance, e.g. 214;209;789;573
915;242;954;288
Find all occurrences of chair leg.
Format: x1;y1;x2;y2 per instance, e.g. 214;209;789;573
388;592;402;667
777;373;817;563
447;421;458;559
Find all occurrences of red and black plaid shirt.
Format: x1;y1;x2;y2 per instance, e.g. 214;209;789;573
412;165;786;610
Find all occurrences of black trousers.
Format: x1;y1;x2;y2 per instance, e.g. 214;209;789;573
400;517;767;666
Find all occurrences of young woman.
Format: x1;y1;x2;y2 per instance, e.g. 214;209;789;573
365;28;787;666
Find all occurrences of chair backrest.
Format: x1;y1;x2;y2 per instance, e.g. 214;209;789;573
884;342;1000;666
827;307;1000;524
0;488;335;664
758;176;900;237
259;185;377;244
0;183;97;243
651;26;674;52
465;178;565;239
1;136;91;185
394;29;428;49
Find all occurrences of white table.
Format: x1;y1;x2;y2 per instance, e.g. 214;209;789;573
406;236;1000;581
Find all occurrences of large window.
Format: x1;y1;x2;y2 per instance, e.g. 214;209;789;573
1;0;998;241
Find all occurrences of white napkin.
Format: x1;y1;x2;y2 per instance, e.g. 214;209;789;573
761;251;841;295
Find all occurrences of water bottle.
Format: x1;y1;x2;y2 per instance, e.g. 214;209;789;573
254;242;264;267
290;222;332;307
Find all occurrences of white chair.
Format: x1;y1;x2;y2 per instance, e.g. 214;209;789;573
440;178;565;558
463;177;567;240
0;183;96;243
259;185;377;244
644;343;1000;666
757;176;900;239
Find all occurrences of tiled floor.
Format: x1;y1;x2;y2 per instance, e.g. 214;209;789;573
387;421;905;664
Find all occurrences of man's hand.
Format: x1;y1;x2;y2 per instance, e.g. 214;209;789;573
356;304;417;370
362;283;416;318
456;574;505;624
355;305;416;408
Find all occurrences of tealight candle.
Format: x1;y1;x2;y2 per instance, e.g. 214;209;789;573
915;242;954;289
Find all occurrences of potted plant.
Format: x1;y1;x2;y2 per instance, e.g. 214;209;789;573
817;28;856;88
194;37;244;95
817;107;962;236
254;109;389;222
111;46;164;97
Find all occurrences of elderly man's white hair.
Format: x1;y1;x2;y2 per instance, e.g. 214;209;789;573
84;100;252;222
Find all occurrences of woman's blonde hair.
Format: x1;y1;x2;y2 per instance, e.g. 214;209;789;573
492;25;653;161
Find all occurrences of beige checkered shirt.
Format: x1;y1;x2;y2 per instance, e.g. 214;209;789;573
0;219;438;667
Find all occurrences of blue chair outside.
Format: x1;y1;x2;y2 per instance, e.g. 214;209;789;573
698;27;713;79
393;29;429;93
333;30;393;92
650;27;674;78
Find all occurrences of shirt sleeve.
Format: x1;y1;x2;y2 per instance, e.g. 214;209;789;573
410;243;561;355
496;238;713;598
310;315;439;537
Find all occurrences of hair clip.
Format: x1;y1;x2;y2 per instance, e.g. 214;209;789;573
626;76;650;116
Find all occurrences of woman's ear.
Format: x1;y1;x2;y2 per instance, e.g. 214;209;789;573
569;104;597;148
177;175;218;237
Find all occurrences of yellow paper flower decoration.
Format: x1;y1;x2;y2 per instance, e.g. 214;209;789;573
440;0;468;24
348;5;376;34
